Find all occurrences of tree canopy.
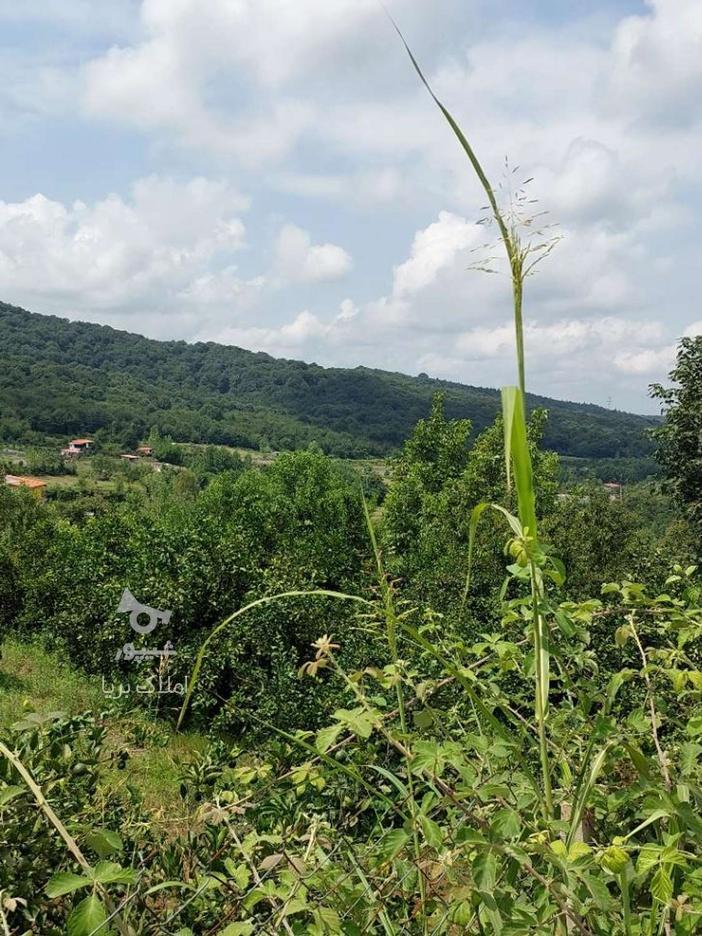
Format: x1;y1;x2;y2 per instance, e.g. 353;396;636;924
0;301;657;459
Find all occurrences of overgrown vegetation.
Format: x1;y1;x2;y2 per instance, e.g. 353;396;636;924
1;22;701;936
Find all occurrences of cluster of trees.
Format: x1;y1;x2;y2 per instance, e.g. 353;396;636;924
651;335;702;534
0;391;694;737
0;449;370;734
559;455;658;483
0;301;657;460
0;333;698;736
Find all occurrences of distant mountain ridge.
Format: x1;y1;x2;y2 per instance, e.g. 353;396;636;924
0;301;658;458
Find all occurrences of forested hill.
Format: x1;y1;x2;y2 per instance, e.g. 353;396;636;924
0;301;658;458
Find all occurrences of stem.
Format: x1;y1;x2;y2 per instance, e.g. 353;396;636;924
620;870;632;936
628;614;672;791
530;564;554;818
364;498;428;932
512;258;526;396
388;12;526;392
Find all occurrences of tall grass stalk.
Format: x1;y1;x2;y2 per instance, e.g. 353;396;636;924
386;13;527;394
391;17;555;818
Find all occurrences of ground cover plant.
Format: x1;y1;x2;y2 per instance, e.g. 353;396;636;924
1;22;701;936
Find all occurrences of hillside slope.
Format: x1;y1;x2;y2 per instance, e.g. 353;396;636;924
0;302;658;458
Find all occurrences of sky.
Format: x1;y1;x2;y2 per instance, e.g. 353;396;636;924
1;0;701;413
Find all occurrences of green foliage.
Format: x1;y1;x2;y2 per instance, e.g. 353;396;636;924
0;301;657;459
1;449;373;736
0;447;76;477
560;455;658;485
383;394;558;619
651;336;702;539
2;567;702;934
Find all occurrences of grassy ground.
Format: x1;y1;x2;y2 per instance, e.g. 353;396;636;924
0;639;207;820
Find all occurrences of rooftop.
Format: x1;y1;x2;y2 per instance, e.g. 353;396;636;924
5;474;47;489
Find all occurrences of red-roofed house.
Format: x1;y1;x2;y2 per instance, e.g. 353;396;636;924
5;475;47;497
61;438;94;457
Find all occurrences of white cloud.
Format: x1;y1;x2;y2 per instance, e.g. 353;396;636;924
0;176;248;318
275;223;352;284
222;208;686;409
614;346;675;375
606;0;702;127
392;211;478;297
79;0;412;163
209;299;359;356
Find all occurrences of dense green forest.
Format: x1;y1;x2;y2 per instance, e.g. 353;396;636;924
0;302;658;459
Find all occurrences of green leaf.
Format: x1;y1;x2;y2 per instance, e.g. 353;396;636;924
568;842;592;862
91;861;137;885
623;743;653;779
490;807;521;840
553;608;575;636
622;808;669;844
315;723;343;754
45;871;91;898
473;850;497;891
681;742;702;775
67;894;108;936
0;785;25;807
501;387;537;537
419;814;444;849
636;844;661;876
223;859;250;890
218;924;255;936
615;625;633;647
281;895;308;916
379;828;409;863
651;865;673;904
331;706;377;739
312;906;342;933
606;670;633;709
85;828;123;858
410;740;446;777
686;715;702;737
451;901;473;926
462;500;522;609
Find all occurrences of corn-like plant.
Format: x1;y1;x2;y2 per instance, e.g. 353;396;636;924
388;12;558;817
